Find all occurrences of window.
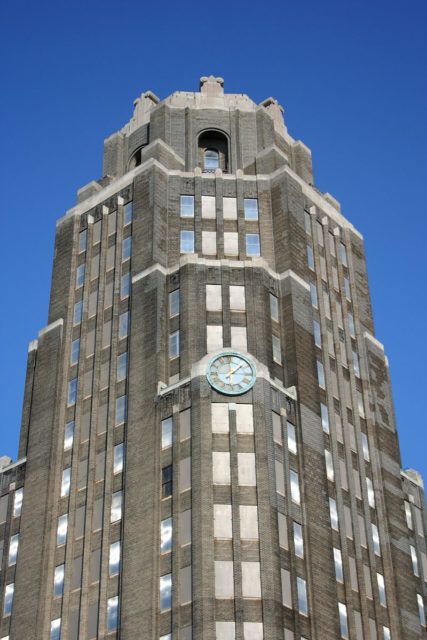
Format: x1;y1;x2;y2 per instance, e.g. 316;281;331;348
334;548;344;582
329;497;339;530
307;246;314;270
224;232;239;256
70;338;80;366
67;378;77;406
293;522;304;558
201;195;216;218
320;403;329;433
366;477;375;508
313;320;322;348
169;330;180;359
272;335;282;364
180;230;194;254
160;574;172;611
162;465;173;498
207;325;223;353
325;450;334;482
348;312;355;337
180;195;194;217
246;233;260;256
310;282;318;308
161;517;173;554
119;311;129;339
57;514;68;545
122;236;132;261
270;293;279;322
361;432;370;461
123;201;133;225
297;577;308;615
214;504;232;539
7;534;19;566
238;453;256;487
109;541;121;576
404;501;413;530
287;422;297;454
54;564;65;597
411;545;419;576
212;452;231;485
304;210;312;234
352;350;360;377
111;491;122;523
343;276;351;299
223;197;237;220
377;572;386;606
64;421;74;451
79;230;87;253
383;627;391;640
61;468;71;497
290;470;301;505
241;561;261;598
116;395;127;425
317;361;326;389
161;417;173;449
202;231;217;255
50;618;61;640
338;603;349;638
206;284;222;311
76;264;85;288
107;596;119;632
3;583;14;616
372;523;381;556
417;594;426;626
357;391;365;417
244;198;259;220
73;300;83;325
231;326;247;352
340;242;348;266
240;505;258;540
117;351;128;382
215;561;234;598
114;443;124;474
13;488;23;518
204;149;219;171
121;272;131;299
169;289;180;317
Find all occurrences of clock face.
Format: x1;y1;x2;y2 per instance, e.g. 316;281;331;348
207;352;256;395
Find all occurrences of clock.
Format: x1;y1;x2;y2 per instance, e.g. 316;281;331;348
207;351;256;395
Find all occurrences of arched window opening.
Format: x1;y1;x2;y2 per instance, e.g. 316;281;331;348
198;131;229;173
128;146;146;170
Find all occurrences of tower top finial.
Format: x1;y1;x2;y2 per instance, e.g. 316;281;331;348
199;76;224;96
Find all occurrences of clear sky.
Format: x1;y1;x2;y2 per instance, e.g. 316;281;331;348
0;0;426;480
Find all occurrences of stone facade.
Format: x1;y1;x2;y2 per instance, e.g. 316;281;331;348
0;76;425;640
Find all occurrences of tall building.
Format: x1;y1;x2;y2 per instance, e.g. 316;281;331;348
0;76;426;640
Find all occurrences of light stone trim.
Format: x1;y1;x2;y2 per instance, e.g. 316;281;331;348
363;331;385;353
401;469;425;490
38;318;64;338
0;457;27;474
28;339;38;352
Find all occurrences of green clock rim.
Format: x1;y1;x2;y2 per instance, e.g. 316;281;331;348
206;351;257;396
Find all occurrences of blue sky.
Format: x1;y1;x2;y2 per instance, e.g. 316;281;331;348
0;0;426;480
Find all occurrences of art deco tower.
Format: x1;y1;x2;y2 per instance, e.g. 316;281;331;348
0;76;426;640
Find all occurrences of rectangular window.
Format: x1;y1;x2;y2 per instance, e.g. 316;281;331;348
310;282;318;308
202;230;217;255
50;618;61;640
270;293;279;322
223;197;237;219
372;523;381;556
290;470;301;505
214;504;232;539
238;452;256;486
383;627;391;640
115;395;127;425
180;230;194;253
107;596;119;632
272;335;282;364
329;497;339;530
61;468;71;497
109;541;121;576
224;231;239;256
325;450;334;482
121;272;131;299
377;572;386;606
122;236;132;261
180;196;194;217
124;201;133;225
92;220;102;244
73;300;83;325
160;574;172;611
405;501;413;529
13;488;23;518
231;326;247;352
357;391;365;418
307;246;314;270
338;602;349;638
67;378;77;406
304;210;312;234
207;325;223;353
215;561;234;598
246;233;260;256
206;284;222;311
240;505;258;540
411;545;419;576
297;577;308;615
110;491;122;523
108;210;117;235
321;403;329;433
114;443;124;474
241;561;261;598
418;594;426;626
244;198;259;220
366;477;375;508
162;465;173;498
70;338;80;366
117;351;128;382
340;242;348;266
161;517;173;554
64;420;74;451
201;195;216;218
317;361;326;389
3;583;14;616
287;422;297;454
344;277;351;299
212;403;229;433
361;432;370;461
76;264;85;288
119;311;129;339
348;312;356;337
54;564;65;597
57;513;68;545
161;417;173;449
79;230;87;253
212;452;231;485
334;548;344;582
293;522;304;558
169;330;180;359
169;289;180;317
8;534;19;566
352;350;360;377
180;457;191;492
313;320;322;348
